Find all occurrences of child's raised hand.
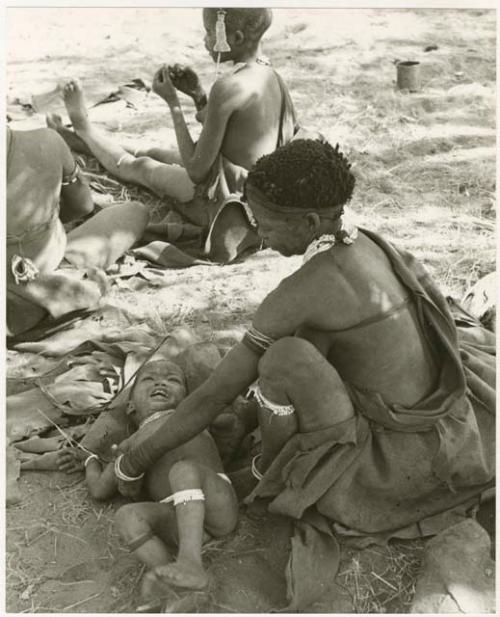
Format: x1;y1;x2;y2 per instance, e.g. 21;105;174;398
57;447;87;474
152;65;178;105
167;64;202;98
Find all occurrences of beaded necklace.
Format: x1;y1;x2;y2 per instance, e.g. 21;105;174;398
138;408;175;430
303;220;358;263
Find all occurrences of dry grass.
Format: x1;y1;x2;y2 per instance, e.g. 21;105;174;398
83;155;172;223
5;7;496;614
338;541;425;613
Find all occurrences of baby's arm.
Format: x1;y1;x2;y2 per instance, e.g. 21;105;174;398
85;457;118;501
58;447;117;501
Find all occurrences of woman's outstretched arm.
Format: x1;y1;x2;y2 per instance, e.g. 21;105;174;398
120;342;259;478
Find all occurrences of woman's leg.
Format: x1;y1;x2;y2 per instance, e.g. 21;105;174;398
64;201;149;270
255;336;355;473
60;80;195;202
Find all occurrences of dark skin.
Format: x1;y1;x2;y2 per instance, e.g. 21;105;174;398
58;360;226;499
59;359;237;594
167;64;207;112
115;182;440;500
54;9;291;188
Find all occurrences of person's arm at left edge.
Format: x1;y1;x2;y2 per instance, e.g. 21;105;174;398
152;65;247;184
55;131;94;223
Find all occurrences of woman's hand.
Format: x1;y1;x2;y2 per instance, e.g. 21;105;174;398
152;65;179;106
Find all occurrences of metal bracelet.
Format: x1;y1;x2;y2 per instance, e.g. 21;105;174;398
114;454;145;482
84;453;99;468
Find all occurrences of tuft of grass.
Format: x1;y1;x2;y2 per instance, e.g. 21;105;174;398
338;541;425;613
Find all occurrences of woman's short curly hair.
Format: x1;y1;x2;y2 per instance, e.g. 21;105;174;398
246;139;355;210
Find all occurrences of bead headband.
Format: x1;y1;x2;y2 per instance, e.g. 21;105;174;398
245;183;344;220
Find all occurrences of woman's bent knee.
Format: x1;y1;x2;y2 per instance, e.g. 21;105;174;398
259;337;321;380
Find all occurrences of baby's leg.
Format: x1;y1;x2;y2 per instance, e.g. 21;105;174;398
151;461;237;590
115;502;176;570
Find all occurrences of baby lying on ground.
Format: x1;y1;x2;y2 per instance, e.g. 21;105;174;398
59;356;238;604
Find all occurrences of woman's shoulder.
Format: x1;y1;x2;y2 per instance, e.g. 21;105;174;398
254;250;349;331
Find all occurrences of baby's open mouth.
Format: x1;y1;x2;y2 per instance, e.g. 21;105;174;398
150;387;170;400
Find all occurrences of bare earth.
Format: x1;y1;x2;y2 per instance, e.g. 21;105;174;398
6;8;496;613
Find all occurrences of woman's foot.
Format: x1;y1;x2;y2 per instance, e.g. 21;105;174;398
61;79;91;133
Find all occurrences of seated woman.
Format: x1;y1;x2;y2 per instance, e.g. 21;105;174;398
113;139;494;547
6;125;149;339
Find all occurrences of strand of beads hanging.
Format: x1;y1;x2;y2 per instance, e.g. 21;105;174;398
11;254;40;284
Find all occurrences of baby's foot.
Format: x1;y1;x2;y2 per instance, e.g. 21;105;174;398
60;79;90;132
153;559;209;591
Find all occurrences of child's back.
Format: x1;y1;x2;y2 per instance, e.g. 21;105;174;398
217;62;296;171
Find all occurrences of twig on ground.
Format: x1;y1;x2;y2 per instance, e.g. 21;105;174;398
59;591;101;612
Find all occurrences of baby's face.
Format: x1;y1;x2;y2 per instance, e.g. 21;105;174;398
131;359;186;419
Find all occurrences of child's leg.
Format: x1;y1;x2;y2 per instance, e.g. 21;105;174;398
151;460;237;590
45;113;182;165
126;145;183;166
64;201;149;270
47;113;183;167
61;80;195;203
115;502;177;569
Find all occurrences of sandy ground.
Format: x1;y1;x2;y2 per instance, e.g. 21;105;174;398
5;7;496;613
